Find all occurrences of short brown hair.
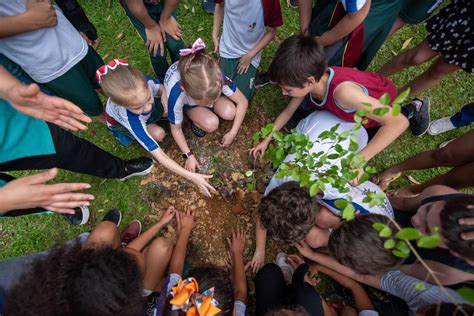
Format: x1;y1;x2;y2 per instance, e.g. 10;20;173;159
268;34;327;88
328;214;403;275
178;50;223;102
258;182;317;243
98;64;148;106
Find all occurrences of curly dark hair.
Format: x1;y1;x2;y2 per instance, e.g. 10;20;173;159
4;241;145;316
184;264;234;316
440;196;474;261
268;34;327;88
259;182;318;243
328;214;403;275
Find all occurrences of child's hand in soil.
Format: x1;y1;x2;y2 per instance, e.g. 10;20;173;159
159;205;176;226
221;130;237;147
248;248;265;274
176;209;196;235
228;227;246;257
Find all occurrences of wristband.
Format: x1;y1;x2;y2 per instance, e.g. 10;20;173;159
182;151;193;159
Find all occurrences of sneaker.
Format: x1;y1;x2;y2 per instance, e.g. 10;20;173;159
202;0;215;14
191;122;207;138
121;220;142;245
408;97;431;136
287;0;298;8
254;72;271;89
102;209;122;226
439;138;455;148
119;157;154;181
428;117;456;135
275;252;294;285
63;206;90;225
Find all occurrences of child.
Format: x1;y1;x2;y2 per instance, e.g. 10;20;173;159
212;0;283;99
164;39;248;172
97;59;216;197
250;111;394;273
150;209;248;315
120;0;185;81
251;34;426;166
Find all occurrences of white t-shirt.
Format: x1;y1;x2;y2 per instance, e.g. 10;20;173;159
0;0;88;83
219;0;265;68
163;61;237;125
340;0;367;13
265;111;393;218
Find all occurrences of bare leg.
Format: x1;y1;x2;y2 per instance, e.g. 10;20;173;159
213;96;236;121
399;56;460;97
85;221;121;249
142;237;173;291
186;107;219;133
93;113;106;124
386;16;406;40
147;123;166;142
378;39;438;77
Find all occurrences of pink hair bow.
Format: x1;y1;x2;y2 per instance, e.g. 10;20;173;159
179;38;206;57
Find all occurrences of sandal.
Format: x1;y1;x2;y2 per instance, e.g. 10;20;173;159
190;122;207;138
372;172;401;191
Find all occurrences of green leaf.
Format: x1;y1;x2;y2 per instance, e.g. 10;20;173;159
392;250;409;258
276;148;285;161
395;228;421;241
373;107;390;116
334;199;348;209
246;183;254;191
395;241;410;254
361;102;373;108
379;93;391;105
417;234;440;249
261;123;274;137
393;88;410;105
372;223;386;233
457;287;474;304
252;132;260;142
359;172;370;184
327;153;339;160
309;183;318;197
384;238;396;249
245;170;253;178
356;109;370;117
415;282;426;291
341;204;355;221
273;131;284;141
379;226;393;238
392;103;401;116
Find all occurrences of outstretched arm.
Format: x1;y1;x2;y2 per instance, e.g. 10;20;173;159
169;209;195;275
221;89;249;147
229;228;248;303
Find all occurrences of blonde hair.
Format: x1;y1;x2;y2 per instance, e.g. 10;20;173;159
178;50;223;103
98;64;148;106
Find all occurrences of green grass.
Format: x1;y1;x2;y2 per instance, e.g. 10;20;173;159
1;0;473;261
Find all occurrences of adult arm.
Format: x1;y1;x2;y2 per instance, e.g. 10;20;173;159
125;0;164;56
0;168;93;214
389;185;458;212
221;89;249;146
212;2;224;53
0;67;91;130
317;0;370;47
298;0;313;35
159;0;182;40
334;82;409;162
0;0;57;38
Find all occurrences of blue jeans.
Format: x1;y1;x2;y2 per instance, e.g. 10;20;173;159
451;103;474;128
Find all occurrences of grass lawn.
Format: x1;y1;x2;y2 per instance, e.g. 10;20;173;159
1;0;473;286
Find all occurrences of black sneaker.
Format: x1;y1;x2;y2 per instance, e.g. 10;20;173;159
119;157;154;181
63;206;90;225
191;122;207;138
287;0;298;8
254;72;271;89
408;97;430;136
102;209;122;226
202;0;215;14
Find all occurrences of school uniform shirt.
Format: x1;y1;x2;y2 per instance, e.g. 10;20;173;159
215;0;282;68
307;67;397;128
105;78;162;152
163;61;237;125
0;0;88;83
265;111;394;218
339;0;367;13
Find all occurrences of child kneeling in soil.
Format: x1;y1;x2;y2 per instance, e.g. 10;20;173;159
148;209;248;316
164;38;249;172
97;59;215;197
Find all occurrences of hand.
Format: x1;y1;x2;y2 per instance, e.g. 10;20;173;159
159;16;182;40
212;34;220;54
228;227;247;256
159;205;177;225
237;53;252;75
287;254;305;270
5;83;91;130
0;168;94;214
25;0;57;30
349;168;364;187
249;139;270;160
145;24;165;57
185;155;201;172
79;32;100;49
459;218;474;241
176;209;195;235
189;173;216;198
294;240;314;259
247;248;265;274
221;131;237;147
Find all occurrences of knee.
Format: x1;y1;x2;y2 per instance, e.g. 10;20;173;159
148;237;173;257
426;60;458;79
220;105;236;121
86;221;119;248
200;115;219;133
148;125;166;142
406;50;428;66
431;147;455;165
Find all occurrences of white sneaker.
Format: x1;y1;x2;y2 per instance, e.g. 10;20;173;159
439;138;455;148
275;252;294;285
428;117;456;135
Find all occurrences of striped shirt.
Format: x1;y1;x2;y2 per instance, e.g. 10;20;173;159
340;0;367;13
